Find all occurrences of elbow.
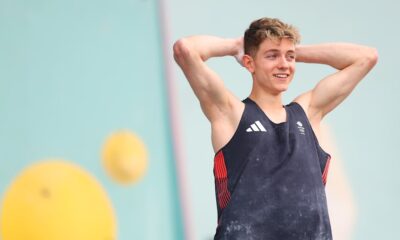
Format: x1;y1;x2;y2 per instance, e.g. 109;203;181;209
354;47;378;70
365;47;379;68
173;38;192;65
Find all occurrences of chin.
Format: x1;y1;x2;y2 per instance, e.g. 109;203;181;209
274;84;289;93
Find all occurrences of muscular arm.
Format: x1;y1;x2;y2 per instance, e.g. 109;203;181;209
294;43;378;122
173;36;245;152
173;36;243;121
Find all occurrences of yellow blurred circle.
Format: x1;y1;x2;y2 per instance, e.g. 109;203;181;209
102;131;148;185
0;160;116;240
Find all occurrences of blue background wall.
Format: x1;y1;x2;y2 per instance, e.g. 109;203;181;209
168;0;400;239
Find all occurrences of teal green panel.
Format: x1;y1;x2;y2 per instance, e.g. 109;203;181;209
0;0;183;239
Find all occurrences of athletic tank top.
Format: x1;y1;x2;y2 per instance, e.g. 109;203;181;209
213;98;332;240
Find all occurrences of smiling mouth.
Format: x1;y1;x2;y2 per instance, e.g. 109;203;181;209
273;74;290;79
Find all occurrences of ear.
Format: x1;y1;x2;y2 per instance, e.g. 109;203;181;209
243;54;255;73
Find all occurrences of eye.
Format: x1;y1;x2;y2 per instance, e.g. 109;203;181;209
266;54;277;59
286;55;296;61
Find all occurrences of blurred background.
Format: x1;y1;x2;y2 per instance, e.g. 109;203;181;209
1;0;399;239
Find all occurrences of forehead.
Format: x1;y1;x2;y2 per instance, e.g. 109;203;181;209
258;38;295;53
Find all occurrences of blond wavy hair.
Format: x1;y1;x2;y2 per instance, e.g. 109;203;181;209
244;17;301;56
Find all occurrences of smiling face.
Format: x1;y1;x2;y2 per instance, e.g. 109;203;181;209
244;38;296;95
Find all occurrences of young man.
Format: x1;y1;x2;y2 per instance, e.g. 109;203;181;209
173;18;377;240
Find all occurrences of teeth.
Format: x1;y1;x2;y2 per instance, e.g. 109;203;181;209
274;74;289;78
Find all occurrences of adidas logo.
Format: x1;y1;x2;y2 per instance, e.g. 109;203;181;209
246;121;267;132
297;121;305;135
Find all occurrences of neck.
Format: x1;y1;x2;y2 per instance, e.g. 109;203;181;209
249;88;284;110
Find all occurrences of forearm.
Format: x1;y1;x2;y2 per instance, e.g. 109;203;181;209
296;43;378;70
174;36;242;62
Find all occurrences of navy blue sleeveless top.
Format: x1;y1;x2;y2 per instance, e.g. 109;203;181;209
213;98;332;240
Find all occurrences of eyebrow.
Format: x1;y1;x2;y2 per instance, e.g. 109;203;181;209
263;49;296;54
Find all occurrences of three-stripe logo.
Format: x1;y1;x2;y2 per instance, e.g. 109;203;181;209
246;120;267;132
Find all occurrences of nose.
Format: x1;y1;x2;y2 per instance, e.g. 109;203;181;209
278;56;289;69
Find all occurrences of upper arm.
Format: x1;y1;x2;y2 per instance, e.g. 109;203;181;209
173;39;241;121
295;48;378;122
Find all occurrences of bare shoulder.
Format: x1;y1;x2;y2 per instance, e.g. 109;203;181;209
293;91;312;117
210;96;245;153
293;90;323;125
293;91;323;139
